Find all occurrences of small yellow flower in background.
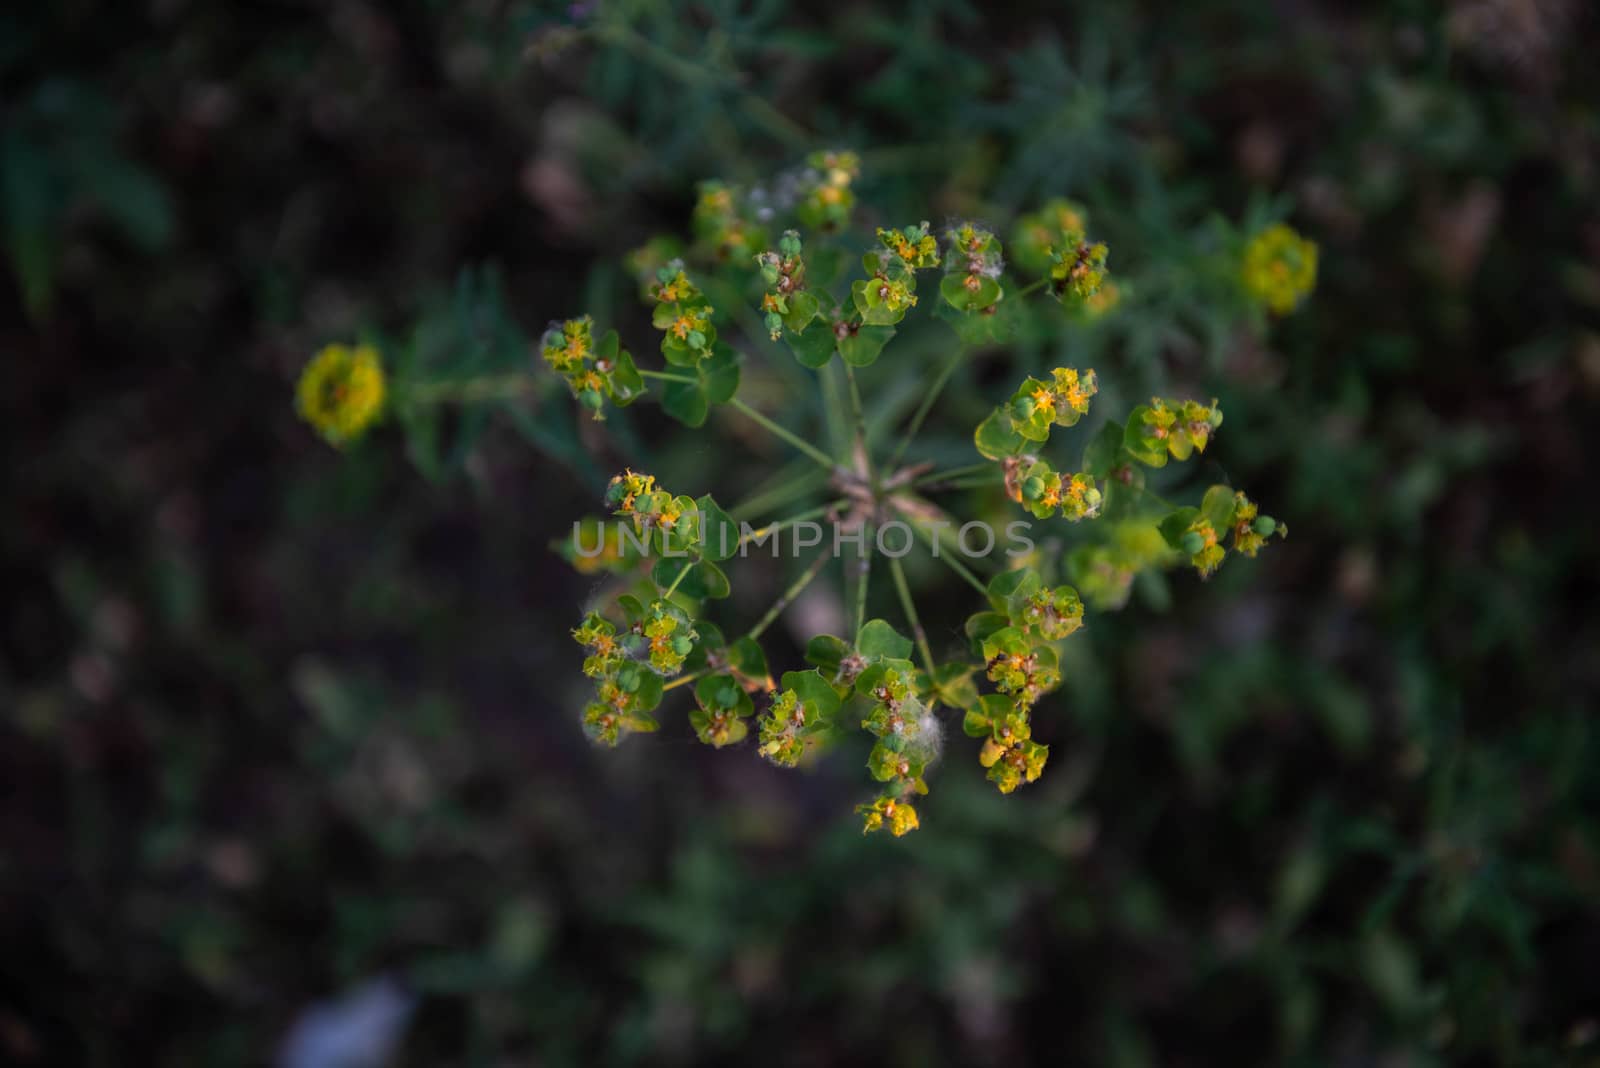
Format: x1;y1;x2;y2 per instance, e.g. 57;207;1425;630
1084;280;1121;317
297;343;386;446
1242;223;1318;315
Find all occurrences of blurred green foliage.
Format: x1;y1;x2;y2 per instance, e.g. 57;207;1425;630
2;1;1598;1066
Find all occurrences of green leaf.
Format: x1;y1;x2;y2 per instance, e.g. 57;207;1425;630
725;636;769;681
1123;408;1169;467
661;377;709;428
964;611;1009;651
702;344;741;404
683;622;725;674
856;618;913;660
837;325;894;367
986;568;1039;611
787;321;838;369
783;291;820;333
805;634;851;677
694;674;754;717
1081;420;1126;479
695;494;740;561
650;557;731;600
607;346;644;407
660;345;740;427
693;560;731;600
1157;508;1200;550
780;669;842;723
933;662;979;710
974;408;1023;460
1199;484;1237;532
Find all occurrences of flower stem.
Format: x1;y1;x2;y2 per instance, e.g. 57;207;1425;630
844;362;875;488
660;558;694;599
912;462;998;487
739;499;844;547
888;555;937;680
747;551;831;641
888;347;965;469
920;475;1005;492
912;525;990;596
638;369;699;385
1014;277;1050;300
853;521;874;642
728;398;838;470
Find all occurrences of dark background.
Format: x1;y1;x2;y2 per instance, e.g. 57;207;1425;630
3;1;1598;1064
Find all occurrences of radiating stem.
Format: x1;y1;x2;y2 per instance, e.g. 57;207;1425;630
660;558;693;599
912;525;989;595
854;521;874;642
844;362;874;487
638;369;698;385
920;476;1005;492
728;465;828;522
738;499;843;547
747;551;831;641
728;398;838;470
888;555;937;680
913;461;996;486
888;347;966;469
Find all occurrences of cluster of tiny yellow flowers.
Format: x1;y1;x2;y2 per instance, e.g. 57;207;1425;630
757;689;809;766
1007;366;1099;443
877;222;941;269
296;343;386;447
976;704;1048;795
1242;223;1318;315
649;267;718;366
1050;237;1110;305
541;316;643;419
1230;491;1287;558
981;627;1062;713
1126;396;1223;466
856;795;919;836
1009;457;1103;522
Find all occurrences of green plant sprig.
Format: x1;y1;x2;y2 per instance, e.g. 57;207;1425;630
295;157;1308;835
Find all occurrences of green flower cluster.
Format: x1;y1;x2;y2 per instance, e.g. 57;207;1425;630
649;268;718;367
877;221;941;269
541;315;644;420
572;611;671;747
1159;485;1287;580
1124;396;1224;467
956;568;1079;793
1242;223;1318;315
1049;238;1110;305
756;230;819;341
939;222;1005;313
1010;458;1102;522
756;670;841;767
1008;366;1099;441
